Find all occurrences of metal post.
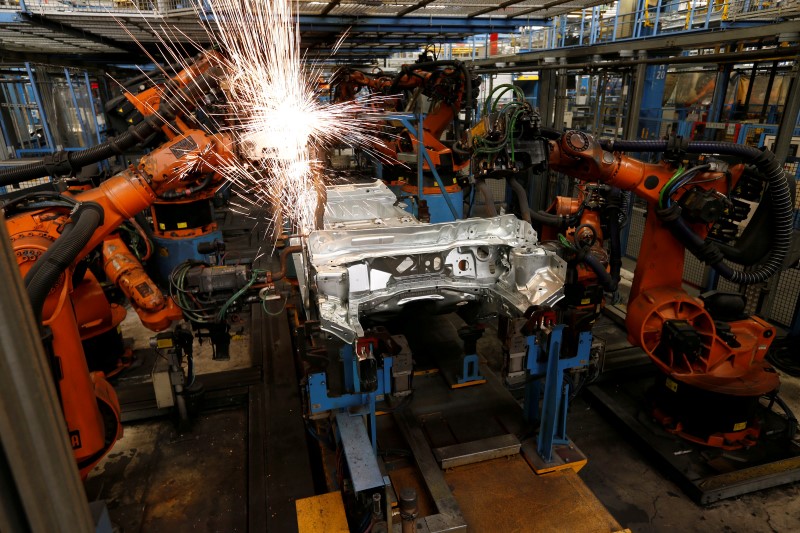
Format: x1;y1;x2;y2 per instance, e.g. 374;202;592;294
707;62;732;123
626;60;647;139
688;0;696;29
538;69;555;128
554;68;568;130
579;9;585;46
64;69;92;149
0;220;95;533
653;0;662;34
703;0;713;28
24;63;55;152
759;61;779;123
741;62;759;117
613;3;620;40
417;112;424;204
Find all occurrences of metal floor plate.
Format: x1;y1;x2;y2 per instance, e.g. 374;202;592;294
585;370;800;504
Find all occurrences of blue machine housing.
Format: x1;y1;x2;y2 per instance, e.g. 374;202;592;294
152;230;223;282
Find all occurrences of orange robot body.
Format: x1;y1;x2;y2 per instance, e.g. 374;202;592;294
102;234;182;331
549;130;782;448
332;65;471;175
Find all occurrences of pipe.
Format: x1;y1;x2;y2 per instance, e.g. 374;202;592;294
25;203;104;320
0;68;223;186
598;138;793;285
509;178;532;224
474;179;497;217
266;245;303;283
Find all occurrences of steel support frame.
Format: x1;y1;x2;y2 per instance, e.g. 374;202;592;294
523;326;592;463
397;113;459;221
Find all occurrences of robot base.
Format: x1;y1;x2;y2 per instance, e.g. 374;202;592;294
586;367;800;504
649;373;763;450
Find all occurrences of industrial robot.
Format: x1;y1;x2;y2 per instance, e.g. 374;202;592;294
107;52;229;282
0;53;244;477
331;61;479;221
539;130;794;449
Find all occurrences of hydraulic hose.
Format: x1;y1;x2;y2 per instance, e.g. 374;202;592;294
474;180;497;217
158;172;214;200
583;253;616;293
0;67;224;186
509;178;532;224
528;207;569;228
26;202;104;320
599;138;793;285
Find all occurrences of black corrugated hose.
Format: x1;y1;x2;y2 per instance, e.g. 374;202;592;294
599;138;793;285
0;67;223;187
25;202;104;320
509;178;532;224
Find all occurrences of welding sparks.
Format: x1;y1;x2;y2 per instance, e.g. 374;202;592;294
195;0;390;234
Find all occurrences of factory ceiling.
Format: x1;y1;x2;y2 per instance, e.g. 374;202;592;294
0;1;611;64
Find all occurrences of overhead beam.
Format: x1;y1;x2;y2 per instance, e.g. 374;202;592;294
296;15;543;33
398;0;438;17
469;20;800;66
469;0;534;19
321;0;341;16
471;45;800;74
511;0;607;19
301;35;469;46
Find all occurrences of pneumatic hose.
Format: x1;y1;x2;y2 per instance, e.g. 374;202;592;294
599;138;793;285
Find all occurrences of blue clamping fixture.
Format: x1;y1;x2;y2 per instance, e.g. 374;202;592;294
523;325;592;463
306;343;394;452
458;353;484;384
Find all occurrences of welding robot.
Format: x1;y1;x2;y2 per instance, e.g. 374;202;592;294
532;130;795;449
0;54;245;477
331;61;479;222
107;52;229;282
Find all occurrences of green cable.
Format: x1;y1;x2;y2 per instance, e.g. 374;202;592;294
658;166;685;209
558;233;577;251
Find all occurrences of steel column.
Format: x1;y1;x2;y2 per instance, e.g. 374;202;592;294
757;55;800;320
538;68;556;129
759;61;779;123
707;62;732;123
625;59;647;139
553;68;568;130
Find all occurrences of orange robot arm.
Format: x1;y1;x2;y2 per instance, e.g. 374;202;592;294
547;132;779;414
332;64;472;172
102;234;183;331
